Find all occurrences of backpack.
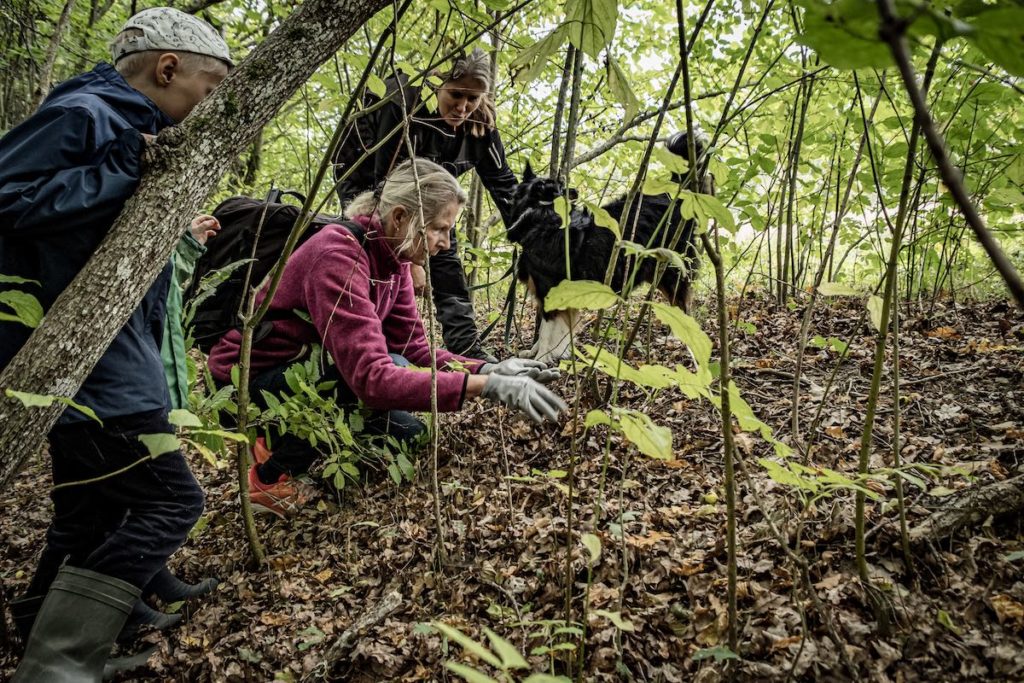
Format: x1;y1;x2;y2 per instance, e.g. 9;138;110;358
185;189;365;353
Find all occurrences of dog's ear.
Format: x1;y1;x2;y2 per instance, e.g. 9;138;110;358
567;187;579;201
523;162;536;182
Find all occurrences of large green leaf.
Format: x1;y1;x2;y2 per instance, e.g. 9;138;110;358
966;8;1024;77
650;302;712;368
511;24;570;84
0;274;39;285
581;532;602;567
545;280;621;311
606;54;639;120
615;407;673;460
482;628;528;669
432;623;502;669
797;0;892;70
566;0;618;58
0;290;43;328
5;388;101;424
139;433;181;458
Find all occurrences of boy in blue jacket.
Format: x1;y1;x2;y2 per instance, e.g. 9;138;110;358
0;8;231;680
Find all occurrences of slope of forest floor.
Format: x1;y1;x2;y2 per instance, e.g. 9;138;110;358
2;295;1023;681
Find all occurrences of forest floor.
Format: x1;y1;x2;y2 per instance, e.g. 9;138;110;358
2;294;1024;682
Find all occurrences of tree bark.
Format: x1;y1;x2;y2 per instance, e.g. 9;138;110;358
0;0;391;490
910;474;1024;543
33;0;79;111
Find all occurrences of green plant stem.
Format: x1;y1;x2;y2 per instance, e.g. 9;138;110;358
234;295;266;565
794;86;880;461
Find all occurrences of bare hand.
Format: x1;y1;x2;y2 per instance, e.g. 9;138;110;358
190;214;220;246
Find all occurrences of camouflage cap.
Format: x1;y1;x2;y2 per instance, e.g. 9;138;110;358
112;7;232;67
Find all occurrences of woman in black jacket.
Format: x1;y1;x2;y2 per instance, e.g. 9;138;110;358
332;48;517;362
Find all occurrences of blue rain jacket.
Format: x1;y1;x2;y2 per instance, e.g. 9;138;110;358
0;63;175;423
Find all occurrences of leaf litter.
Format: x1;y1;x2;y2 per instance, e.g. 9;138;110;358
1;296;1022;681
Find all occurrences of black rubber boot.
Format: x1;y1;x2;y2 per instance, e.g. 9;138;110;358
145;566;218;602
117;599;182;642
10;594;43;644
13;565;140;682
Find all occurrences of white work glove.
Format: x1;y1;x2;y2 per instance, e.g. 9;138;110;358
479;358;560;384
481;374;568;424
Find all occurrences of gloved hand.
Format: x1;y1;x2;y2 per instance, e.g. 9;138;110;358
481;374;567;424
479;358;560;384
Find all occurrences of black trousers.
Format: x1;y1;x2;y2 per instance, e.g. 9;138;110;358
251;355;426;482
27;409;204;596
429;230;481;355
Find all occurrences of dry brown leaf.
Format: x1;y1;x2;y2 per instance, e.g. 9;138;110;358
990;594;1024;627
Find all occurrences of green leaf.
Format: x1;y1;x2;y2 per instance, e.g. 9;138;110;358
592;609;634;632
482;628;528;669
553;195;571;229
867;295;884;332
606;54;639;120
583;200;620;238
584;409;611;427
693;644;740;662
523;676;573;683
643;176;680;196
432;623;502;669
936;609;961;634
967;9;1024;77
444;663;500;683
0;290;43;328
818;281;863;296
168;408;203;428
796;0;892;70
650;302;712;368
5;388;101;424
581;532;602;566
1003;551;1024;562
511;24;570;85
366;73;387;98
566;0;618;58
0;274;39;285
688;192;736;233
545;280;621;311
138;433;181;457
615;408;673;460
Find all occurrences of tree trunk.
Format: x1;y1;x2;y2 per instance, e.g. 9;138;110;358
33;0;80;111
0;0;391;490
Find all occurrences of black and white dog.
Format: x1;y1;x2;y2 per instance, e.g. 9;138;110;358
506;132;708;364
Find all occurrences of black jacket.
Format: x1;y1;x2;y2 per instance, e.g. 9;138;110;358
0;63;174;423
333;75;517;226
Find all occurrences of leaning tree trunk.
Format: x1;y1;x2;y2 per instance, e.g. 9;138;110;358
0;0;391;490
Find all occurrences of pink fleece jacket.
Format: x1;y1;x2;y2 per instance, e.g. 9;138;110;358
207;215;483;411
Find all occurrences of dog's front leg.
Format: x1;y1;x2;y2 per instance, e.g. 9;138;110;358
534;311;575;364
518;338;540;359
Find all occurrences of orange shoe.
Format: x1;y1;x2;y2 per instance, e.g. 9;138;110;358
253;436;272;465
247;466;317;519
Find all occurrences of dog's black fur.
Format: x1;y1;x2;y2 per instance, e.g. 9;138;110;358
507;132;704;323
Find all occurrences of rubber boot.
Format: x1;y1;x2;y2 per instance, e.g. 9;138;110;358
13;565;140;682
117;599;182;642
145;566;219;603
10;594;43;644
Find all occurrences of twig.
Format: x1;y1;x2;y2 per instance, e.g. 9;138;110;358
877;0;1024;308
323;590;403;665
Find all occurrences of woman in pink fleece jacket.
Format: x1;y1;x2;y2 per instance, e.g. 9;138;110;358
208;159;565;517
